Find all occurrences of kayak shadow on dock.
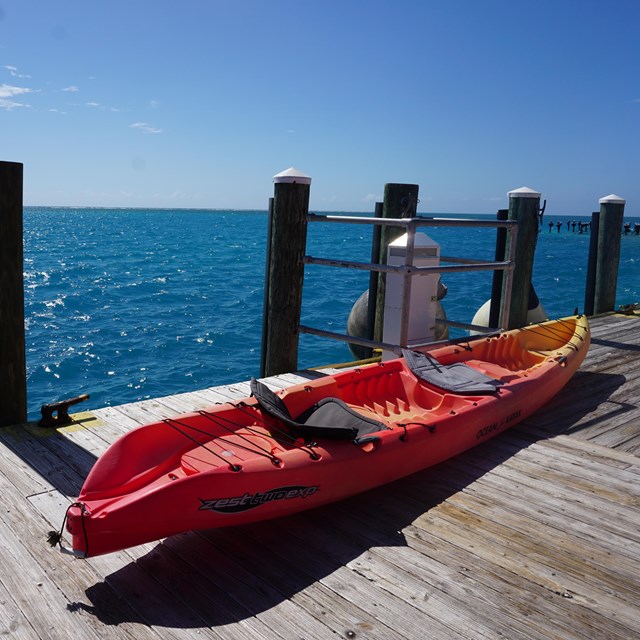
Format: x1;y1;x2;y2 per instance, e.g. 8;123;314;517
76;370;628;630
79;450;505;628
516;369;632;439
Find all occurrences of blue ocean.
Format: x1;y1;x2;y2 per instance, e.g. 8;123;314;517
24;207;640;418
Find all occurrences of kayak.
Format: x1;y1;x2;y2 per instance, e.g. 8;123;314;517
61;315;589;558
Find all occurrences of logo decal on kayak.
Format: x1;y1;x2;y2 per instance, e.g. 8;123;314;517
199;485;319;514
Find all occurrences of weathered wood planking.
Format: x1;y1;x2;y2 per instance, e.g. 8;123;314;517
0;313;639;639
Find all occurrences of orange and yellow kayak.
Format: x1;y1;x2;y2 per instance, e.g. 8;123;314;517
63;315;589;557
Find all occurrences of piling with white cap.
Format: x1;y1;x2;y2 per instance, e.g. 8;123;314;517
261;168;312;377
593;194;626;314
504;186;542;329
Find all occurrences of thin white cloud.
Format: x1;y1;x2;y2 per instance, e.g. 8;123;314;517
0;83;33;109
149;99;159;109
62;85;79;92
82;100;124;112
4;65;31;79
0;98;27;109
0;84;32;98
130;121;162;134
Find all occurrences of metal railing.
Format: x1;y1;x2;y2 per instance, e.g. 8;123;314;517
299;214;518;355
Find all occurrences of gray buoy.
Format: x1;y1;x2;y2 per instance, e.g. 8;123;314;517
346;290;371;360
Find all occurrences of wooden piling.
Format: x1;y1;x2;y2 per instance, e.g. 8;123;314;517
261;168;311;377
0;161;27;426
373;183;419;342
503;187;541;330
594;194;625;314
583;211;600;316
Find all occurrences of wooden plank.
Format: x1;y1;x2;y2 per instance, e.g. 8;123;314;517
445;446;640;543
0;436;216;640
242;512;529;639
514;428;639;469
0;425;87;498
0;576;36;640
162;527;336;639
492;434;640;501
300;484;633;640
414;504;640;632
25;492;171;640
0;480;134;640
117;539;281;640
204;520;469;640
446;484;640;581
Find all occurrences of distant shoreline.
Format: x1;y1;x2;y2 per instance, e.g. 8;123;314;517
23;205;636;219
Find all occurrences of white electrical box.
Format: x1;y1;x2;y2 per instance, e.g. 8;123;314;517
382;232;440;359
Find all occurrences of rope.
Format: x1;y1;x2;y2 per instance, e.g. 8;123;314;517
47;501;89;557
195;411;283;467
519;317;585;355
164;418;242;472
233;404;321;460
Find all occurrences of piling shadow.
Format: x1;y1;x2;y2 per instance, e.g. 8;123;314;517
0;420;97;497
590;336;640;352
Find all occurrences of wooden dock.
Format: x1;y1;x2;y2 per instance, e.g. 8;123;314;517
1;313;639;639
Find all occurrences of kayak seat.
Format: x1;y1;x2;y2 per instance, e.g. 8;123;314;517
250;378;389;444
402;349;503;395
463;359;522;383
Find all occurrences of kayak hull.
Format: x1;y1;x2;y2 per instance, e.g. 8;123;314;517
66;315;589;557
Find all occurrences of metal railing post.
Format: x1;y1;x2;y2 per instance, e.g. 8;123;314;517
500;222;518;330
398;219;418;348
298;214;517;356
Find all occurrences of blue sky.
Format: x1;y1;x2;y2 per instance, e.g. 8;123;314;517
1;1;638;215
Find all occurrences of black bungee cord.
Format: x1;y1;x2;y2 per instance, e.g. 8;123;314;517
47;501;89;558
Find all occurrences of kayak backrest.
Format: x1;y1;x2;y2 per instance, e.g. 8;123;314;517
250;378;298;428
250;378;388;443
402;349;503;395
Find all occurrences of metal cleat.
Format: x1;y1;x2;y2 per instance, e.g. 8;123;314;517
38;394;90;428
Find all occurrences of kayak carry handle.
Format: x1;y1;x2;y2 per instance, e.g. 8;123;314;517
38;393;90;428
354;434;381;448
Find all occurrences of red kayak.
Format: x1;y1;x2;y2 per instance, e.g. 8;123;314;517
59;315;589;557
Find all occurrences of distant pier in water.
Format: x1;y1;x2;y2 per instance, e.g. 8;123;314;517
543;218;593;234
542;214;638;236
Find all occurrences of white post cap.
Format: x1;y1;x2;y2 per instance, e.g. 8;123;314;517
508;186;541;198
599;194;625;204
273;167;312;185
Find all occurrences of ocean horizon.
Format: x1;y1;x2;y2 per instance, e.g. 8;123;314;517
23;206;640;418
